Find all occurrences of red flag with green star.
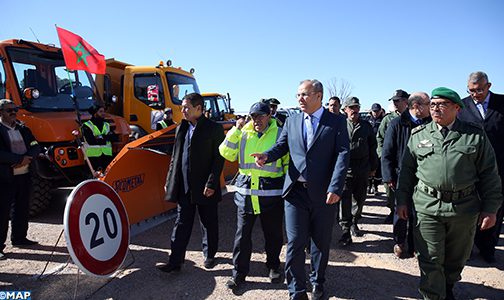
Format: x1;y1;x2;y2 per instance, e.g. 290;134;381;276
56;26;106;74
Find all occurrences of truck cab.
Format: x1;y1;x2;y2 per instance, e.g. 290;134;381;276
97;59;200;139
202;92;236;130
0;39;130;214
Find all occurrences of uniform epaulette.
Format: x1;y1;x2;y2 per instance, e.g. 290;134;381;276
411;124;426;134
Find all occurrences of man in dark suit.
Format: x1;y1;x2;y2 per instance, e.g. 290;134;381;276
457;71;504;263
252;80;350;300
157;93;225;272
0;99;41;260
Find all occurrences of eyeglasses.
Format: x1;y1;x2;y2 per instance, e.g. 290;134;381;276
296;92;317;98
1;107;19;113
430;101;452;109
466;88;486;95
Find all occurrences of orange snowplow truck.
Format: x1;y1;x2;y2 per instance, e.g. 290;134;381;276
0;39;130;215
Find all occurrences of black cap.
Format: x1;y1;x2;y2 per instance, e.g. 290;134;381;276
249;102;270;115
261;98;280;105
389;89;409;101
371;103;382;111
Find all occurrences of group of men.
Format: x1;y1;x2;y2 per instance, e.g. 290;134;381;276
1;70;502;300
155;71;503;300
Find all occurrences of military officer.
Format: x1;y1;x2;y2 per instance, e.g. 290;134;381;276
396;87;502;300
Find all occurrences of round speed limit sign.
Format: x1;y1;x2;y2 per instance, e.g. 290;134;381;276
64;180;130;277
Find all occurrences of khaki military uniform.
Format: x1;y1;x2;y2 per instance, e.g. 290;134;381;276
397;120;502;300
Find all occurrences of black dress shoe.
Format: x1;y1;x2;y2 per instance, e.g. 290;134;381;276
12;238;38;247
350;224;363;237
338;231;352;246
204;257;216;269
156;263;181;273
312;285;325;300
481;252;496;264
226;274;245;289
269;268;283;283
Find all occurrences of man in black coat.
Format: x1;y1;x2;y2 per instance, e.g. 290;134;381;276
381;92;431;258
0;99;41;260
457;71;504;263
157;93;225;272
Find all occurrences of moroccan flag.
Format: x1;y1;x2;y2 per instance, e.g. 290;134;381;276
56;26;106;74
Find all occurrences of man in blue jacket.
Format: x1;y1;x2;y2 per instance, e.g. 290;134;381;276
252;79;350;300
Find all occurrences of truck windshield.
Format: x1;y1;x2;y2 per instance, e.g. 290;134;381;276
165;72;200;105
216;95;230;113
7;47;97;112
203;95;230;121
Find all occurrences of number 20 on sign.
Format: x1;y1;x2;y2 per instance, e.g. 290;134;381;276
64;180;130;277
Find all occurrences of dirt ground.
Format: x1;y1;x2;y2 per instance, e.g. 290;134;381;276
0;186;503;300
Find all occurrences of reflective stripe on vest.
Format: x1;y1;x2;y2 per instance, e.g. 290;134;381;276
83;121;112;157
159;120;168;129
234;187;283;196
223;139;238;150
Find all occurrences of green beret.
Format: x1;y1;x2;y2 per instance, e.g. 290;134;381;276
431;87;464;109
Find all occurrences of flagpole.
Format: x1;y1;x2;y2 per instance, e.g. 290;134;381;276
65;70;82;125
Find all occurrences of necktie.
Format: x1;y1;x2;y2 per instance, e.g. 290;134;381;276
441;126;449;139
416;119;423;125
477;103;486;119
306;115;314;148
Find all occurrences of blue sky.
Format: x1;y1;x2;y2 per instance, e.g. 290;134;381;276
3;0;503;112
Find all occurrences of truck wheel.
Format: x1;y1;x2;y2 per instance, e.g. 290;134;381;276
29;172;53;217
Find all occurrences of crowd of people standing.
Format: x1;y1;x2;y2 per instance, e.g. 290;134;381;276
1;70;502;300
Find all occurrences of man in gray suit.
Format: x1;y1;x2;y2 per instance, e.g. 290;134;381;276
252;79;350;300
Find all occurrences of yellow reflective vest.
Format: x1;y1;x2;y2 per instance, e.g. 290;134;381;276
83;120;112;157
219;119;288;214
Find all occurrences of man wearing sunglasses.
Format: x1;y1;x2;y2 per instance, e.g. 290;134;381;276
0;99;41;260
396;87;502;299
458;71;504;264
